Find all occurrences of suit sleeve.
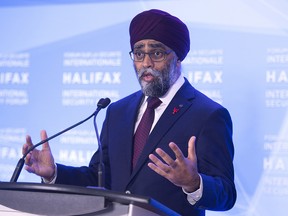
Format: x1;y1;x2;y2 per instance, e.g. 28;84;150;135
194;107;237;210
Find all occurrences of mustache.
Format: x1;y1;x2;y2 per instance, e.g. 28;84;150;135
137;68;161;78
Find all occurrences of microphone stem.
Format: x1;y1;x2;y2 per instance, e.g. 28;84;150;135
93;113;105;188
10;158;25;183
10;97;110;183
10;108;101;183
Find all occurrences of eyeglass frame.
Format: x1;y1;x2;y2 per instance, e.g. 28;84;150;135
129;49;173;62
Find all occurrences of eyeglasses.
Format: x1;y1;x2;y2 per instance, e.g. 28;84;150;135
129;50;173;62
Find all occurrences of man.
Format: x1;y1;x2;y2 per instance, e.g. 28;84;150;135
23;9;236;215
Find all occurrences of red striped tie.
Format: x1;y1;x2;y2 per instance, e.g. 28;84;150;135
132;97;162;168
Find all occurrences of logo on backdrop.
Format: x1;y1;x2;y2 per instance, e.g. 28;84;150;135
265;48;288;108
62;51;122;106
183;49;224;104
0;53;30;105
263;47;288;196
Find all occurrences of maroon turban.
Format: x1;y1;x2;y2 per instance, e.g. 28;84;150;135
129;9;190;61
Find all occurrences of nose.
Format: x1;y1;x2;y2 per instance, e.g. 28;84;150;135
142;53;154;68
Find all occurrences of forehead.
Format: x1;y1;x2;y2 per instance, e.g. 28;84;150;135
133;39;169;50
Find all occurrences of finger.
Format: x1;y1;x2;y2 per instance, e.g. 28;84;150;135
22;135;33;155
148;154;170;177
24;151;36;169
188;136;197;161
149;153;172;172
148;162;167;177
169;142;185;158
155;147;175;166
26;135;33;148
149;153;165;167
24;152;31;165
148;162;165;176
22;143;28;155
40;130;50;150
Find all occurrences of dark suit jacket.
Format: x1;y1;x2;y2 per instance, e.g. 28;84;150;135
56;79;236;215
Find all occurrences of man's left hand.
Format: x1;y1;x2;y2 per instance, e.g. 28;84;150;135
148;136;200;192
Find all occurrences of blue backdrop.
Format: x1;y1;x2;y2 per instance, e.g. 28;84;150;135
1;0;288;215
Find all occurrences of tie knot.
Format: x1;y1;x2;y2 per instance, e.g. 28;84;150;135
147;97;162;109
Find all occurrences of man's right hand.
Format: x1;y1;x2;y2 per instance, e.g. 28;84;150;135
22;130;56;181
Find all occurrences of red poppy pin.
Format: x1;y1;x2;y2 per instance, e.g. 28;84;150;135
172;104;183;115
172;107;180;114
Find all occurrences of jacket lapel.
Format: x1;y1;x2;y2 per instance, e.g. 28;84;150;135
119;91;144;174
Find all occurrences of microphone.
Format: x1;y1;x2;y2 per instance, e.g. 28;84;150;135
10;97;111;183
93;97;110;188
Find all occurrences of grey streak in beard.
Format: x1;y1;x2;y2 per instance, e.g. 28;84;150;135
141;68;166;97
134;57;179;97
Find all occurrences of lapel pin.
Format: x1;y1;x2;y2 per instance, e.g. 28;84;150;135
172;104;183;115
172;107;179;114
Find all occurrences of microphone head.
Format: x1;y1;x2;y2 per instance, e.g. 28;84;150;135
97;98;111;109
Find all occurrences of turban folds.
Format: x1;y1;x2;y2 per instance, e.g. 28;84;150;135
129;9;190;61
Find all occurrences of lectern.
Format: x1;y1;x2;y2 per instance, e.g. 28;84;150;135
0;182;180;216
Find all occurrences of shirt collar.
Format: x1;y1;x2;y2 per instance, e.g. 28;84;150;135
159;73;185;105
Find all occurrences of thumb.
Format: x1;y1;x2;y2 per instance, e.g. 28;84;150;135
40;130;50;151
188;136;197;161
